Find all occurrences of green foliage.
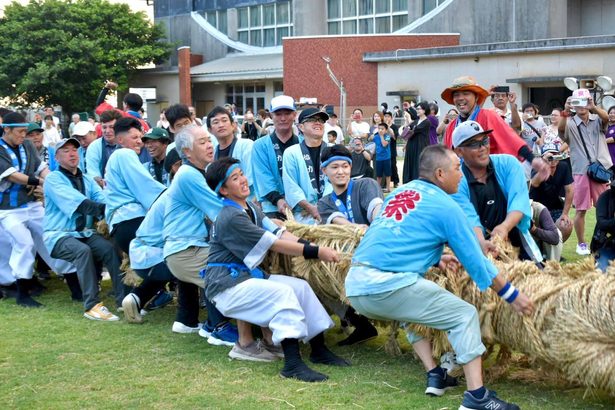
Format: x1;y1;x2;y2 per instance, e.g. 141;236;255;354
0;0;170;114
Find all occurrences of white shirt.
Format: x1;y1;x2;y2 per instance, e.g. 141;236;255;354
324;123;344;144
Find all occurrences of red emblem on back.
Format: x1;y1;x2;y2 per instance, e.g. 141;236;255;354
382;190;421;222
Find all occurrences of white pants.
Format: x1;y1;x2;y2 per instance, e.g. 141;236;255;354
0;229;13;285
213;274;334;345
0;202;73;280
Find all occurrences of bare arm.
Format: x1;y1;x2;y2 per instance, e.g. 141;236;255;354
562;183;574;217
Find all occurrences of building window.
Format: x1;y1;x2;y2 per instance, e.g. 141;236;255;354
327;0;408;34
236;1;293;47
423;0;445;15
226;83;268;115
203;9;227;35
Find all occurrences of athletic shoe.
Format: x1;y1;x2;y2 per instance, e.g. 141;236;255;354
576;242;591;256
425;369;459;396
459;389;520;410
121;293;143;324
145;290;173;310
198;323;215;339
262;340;285;358
228;341;278;362
172;321;201;334
207;322;238;347
84;303;120;321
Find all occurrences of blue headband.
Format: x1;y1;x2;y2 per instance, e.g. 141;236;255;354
2;123;30;127
321;155;352;169
214;163;241;195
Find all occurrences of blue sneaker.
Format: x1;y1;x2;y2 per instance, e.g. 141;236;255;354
425;370;458;396
145;290;173;310
207;322;238;347
198;323;215;339
459;390;520;410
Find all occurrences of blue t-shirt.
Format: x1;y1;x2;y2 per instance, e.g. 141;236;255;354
374;132;391;161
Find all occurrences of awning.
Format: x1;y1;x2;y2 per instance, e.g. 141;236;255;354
191;53;283;83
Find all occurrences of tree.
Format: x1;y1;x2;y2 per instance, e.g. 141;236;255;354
0;0;171;116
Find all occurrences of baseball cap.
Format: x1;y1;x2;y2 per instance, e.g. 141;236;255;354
452;120;493;148
72;121;95;136
55;137;81;150
570;88;591;107
26;123;44;135
298;108;329;124
541;143;560;156
143;127;170;141
270;95;296;112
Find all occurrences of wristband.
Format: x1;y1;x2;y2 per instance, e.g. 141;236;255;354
27;176;40;186
497;282;519;303
297;238;310;245
302;244;319;259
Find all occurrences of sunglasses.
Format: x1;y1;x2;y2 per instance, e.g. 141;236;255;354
460;137;490;149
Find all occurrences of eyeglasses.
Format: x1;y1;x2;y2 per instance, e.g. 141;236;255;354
460;137;490;149
302;117;325;124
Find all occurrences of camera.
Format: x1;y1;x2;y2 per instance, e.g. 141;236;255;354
547;154;566;162
493;86;510;93
570;97;588;107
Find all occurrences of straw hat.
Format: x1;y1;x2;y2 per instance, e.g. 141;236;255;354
441;76;490;105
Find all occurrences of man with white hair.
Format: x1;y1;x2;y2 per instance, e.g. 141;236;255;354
163;124;238;345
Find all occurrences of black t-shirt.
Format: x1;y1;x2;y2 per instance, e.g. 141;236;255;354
307;145;322;191
351;151;370;177
217;144;232;159
464;162;508;233
529;161;573;211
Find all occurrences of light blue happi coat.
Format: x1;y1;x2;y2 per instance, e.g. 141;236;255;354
43;169;106;253
162;164;223;258
347;179;498;298
451;154;542;261
104;148;166;231
84;137;104;179
129;190;168;270
251;135;284;214
215;137;255;196
282;144;331;223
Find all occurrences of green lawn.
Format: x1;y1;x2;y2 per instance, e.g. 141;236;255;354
1;212;611;409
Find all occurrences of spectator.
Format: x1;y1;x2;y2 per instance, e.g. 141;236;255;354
42;115;62;147
94;81;150;132
350;137;373;179
68;113;81;137
488;87;521;131
605;106;615;168
403;101;431;183
188;106;202;126
369;112;384;137
258;109;273;136
241;110;262;141
374;122;392;192
559;89;612;255
529;144;574;243
25;122;56;171
436;108;459;136
383;111;400;187
326;130;337;147
520;103;547;154
43;106;60;128
427;103;440;145
347;108;370;141
156;109;174;141
324;112;344;145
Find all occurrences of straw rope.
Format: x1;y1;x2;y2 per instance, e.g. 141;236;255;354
262;222;615;396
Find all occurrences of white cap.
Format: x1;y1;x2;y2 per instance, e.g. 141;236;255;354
452;120;493;148
72;121;95;136
270;95;295;112
571;88;591;107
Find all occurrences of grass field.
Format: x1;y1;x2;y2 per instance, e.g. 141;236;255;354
1;211;612;409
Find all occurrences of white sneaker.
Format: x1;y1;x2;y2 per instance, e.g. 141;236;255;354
576;243;591;256
84;303;119;321
121;293;143;324
172;321;201;334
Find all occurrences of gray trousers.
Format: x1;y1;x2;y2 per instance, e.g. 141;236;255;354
51;234;126;311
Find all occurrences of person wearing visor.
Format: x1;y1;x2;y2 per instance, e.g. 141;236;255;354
451;121;543;263
282;108;331;224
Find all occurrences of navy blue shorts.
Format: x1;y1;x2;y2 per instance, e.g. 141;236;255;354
375;159;391;177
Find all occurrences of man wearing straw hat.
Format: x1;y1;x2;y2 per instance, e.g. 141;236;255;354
345;144;533;410
441;76;548;179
